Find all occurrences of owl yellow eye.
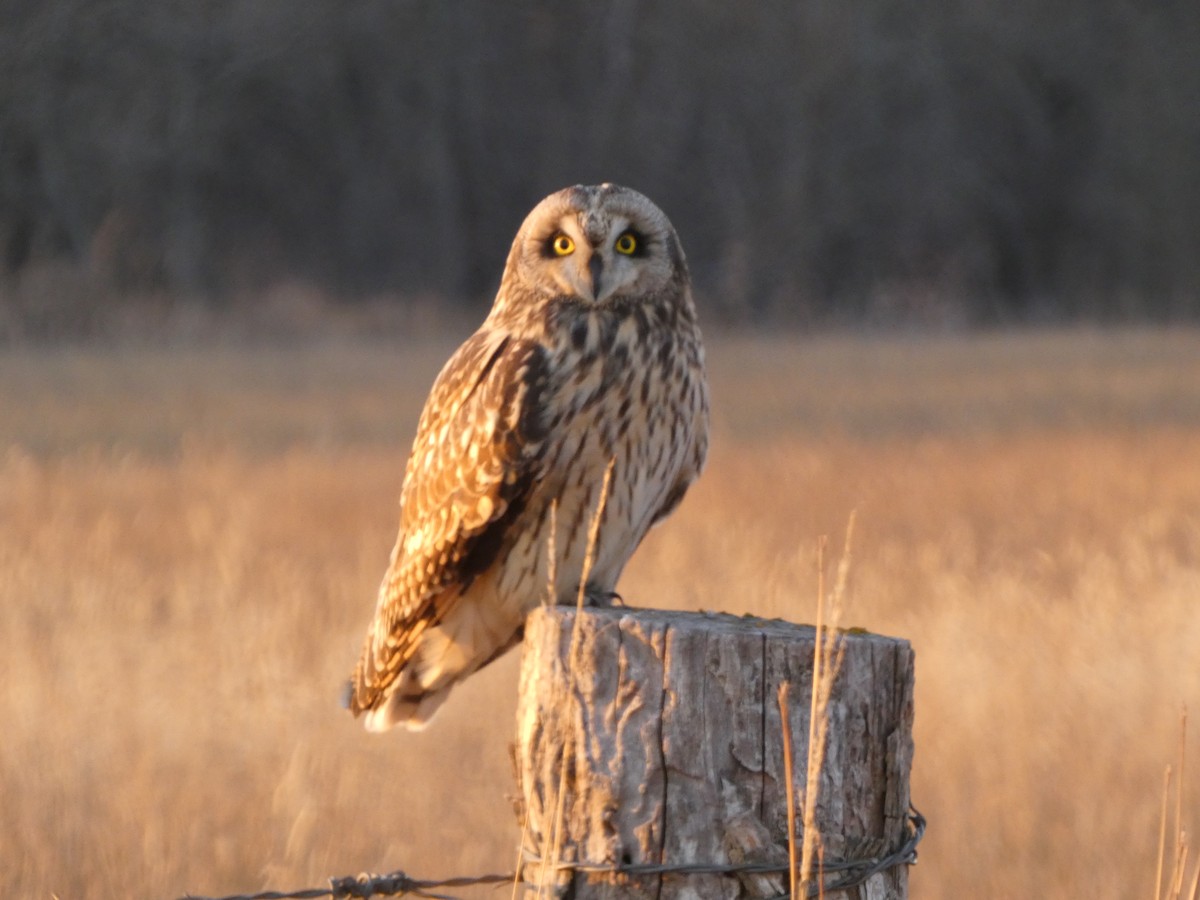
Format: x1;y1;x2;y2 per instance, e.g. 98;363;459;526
551;234;575;256
614;231;638;255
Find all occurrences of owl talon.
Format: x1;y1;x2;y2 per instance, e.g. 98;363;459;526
583;589;625;608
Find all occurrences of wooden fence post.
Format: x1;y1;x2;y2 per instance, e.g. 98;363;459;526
515;606;916;899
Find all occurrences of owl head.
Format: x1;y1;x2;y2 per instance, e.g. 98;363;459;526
499;184;689;310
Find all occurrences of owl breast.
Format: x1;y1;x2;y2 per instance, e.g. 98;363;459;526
493;301;706;611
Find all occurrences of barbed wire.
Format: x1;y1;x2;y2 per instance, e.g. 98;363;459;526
179;806;923;900
177;870;514;900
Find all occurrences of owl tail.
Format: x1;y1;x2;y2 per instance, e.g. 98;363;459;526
368;687;452;732
344;587;509;732
342;669;453;732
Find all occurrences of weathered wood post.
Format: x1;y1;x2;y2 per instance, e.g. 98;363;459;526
516;607;916;899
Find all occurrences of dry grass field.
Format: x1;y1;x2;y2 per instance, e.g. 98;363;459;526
3;327;1199;899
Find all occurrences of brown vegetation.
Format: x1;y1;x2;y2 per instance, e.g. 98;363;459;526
2;328;1199;898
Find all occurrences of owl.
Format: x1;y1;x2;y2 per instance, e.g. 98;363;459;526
346;184;709;731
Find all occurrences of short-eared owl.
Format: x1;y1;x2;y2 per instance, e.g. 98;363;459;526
346;184;709;731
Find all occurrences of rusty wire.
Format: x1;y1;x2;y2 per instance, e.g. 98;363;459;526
179;806;923;900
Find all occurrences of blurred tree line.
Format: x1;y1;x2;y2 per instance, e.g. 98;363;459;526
1;0;1198;325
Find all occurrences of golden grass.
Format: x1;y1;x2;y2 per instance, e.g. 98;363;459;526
2;327;1199;899
1156;708;1200;900
799;523;852;897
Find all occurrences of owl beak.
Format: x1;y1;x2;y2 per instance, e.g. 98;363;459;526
587;252;604;301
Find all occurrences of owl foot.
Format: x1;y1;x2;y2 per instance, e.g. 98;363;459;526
587;589;625;608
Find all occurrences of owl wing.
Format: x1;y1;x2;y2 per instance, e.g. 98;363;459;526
347;328;550;716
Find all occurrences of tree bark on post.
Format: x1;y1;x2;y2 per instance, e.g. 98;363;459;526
516;606;916;899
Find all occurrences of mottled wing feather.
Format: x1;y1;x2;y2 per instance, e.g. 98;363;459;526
348;329;549;714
